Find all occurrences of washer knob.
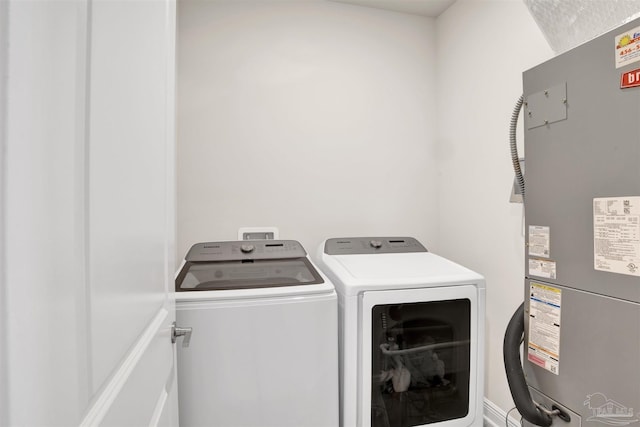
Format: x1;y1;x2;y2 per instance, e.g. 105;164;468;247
240;244;255;253
370;240;383;249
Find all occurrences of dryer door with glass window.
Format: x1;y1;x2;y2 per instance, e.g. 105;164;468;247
361;285;479;427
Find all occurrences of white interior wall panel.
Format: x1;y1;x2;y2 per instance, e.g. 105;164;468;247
88;0;170;394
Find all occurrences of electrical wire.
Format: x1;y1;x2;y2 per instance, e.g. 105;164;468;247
506;406;520;427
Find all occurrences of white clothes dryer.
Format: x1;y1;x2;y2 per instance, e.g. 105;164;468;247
315;237;485;427
175;240;339;427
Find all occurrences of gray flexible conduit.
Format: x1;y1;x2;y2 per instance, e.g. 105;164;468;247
511;95;525;200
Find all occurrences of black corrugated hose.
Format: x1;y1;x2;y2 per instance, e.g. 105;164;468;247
503;303;553;427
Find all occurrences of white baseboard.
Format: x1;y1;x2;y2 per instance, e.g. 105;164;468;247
484;398;521;427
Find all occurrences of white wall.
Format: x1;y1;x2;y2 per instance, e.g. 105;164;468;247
176;0;557;416
435;0;553;414
176;0;439;264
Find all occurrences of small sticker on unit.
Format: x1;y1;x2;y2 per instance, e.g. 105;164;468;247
529;258;557;280
528;225;550;258
594;197;640;276
528;283;561;375
616;26;640;69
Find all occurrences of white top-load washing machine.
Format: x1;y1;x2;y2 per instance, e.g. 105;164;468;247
175;240;339;427
316;237;485;427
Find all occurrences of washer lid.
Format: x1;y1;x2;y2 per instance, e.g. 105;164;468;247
176;240;324;292
176;258;324;291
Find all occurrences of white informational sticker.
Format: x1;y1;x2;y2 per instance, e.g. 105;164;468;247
528;225;550;258
529;258;557;280
528;282;561;375
615;26;640;69
593;197;640;276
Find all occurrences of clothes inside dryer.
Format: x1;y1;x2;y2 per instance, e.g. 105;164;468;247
371;299;471;427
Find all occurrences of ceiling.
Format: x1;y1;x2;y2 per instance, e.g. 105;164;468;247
329;0;456;17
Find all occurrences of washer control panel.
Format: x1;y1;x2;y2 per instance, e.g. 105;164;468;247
186;240;307;262
324;237;427;255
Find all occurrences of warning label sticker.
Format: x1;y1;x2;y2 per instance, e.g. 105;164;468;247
594;197;640;276
528;282;561;375
615;26;640;69
529;258;556;280
528;225;550;258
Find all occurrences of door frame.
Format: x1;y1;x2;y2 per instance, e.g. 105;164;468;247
0;0;8;422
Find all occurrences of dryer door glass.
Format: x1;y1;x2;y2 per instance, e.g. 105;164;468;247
370;299;471;427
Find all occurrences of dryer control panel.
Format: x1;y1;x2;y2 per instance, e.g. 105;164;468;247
324;237;427;255
186;240;307;262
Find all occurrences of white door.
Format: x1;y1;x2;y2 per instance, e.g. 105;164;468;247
0;0;178;425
